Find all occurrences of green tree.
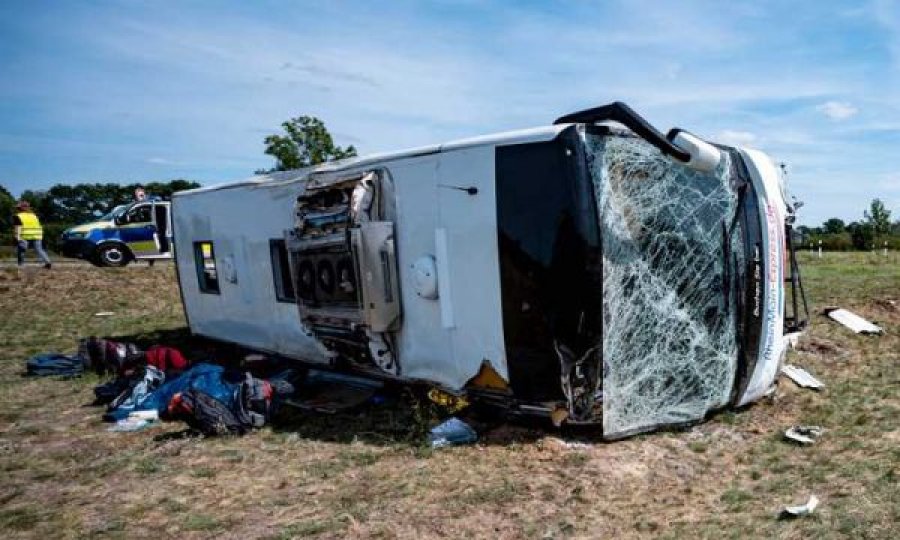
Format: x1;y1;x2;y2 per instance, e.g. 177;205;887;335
262;116;357;172
821;218;845;234
8;180;201;226
19;189;51;218
850;221;875;250
0;184;15;231
864;198;892;235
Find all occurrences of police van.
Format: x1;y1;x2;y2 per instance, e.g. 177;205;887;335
60;199;173;267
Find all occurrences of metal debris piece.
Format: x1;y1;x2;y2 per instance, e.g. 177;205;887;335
781;365;825;390
824;308;883;334
427;388;470;412
784;425;825;445
550;407;569;427
94;311;115;317
780;494;819;519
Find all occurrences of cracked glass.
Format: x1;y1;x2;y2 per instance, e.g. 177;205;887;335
587;133;743;438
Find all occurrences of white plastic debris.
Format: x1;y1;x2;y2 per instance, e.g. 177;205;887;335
781;365;825;390
94;311;115;317
783;331;802;349
824;308;883;334
108;417;152;432
784;425;824;445
780;494;819;518
128;410;159;421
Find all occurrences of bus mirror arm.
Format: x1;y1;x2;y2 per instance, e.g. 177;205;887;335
554;102;722;173
554;101;691;162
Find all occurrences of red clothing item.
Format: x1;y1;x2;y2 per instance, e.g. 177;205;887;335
145;346;189;373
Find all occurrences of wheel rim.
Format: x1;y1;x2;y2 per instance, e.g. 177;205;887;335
103;248;124;264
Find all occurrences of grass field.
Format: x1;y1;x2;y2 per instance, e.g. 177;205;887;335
0;252;897;539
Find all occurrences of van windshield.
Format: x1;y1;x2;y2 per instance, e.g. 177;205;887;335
585;132;746;438
99;205;127;221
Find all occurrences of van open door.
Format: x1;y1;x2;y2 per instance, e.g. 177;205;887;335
117;202;159;258
152;201;173;254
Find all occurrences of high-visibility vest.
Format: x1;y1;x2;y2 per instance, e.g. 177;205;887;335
16;211;43;240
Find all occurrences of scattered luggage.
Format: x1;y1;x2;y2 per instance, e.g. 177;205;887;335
104;363;236;423
236;373;274;428
25;353;87;377
94;378;133;404
145;345;190;374
105;365;166;417
80;337;141;375
26;339;384;439
167;389;248;436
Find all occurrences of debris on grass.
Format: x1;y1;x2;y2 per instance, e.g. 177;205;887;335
779;494;819;519
108;416;155;432
542;436;592;451
823;307;883;335
781;364;825;390
784;331;803;349
796;336;849;361
428;417;477;448
94;311;115;317
783;425;824;445
550;407;569;427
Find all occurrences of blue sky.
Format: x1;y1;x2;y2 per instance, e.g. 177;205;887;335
1;0;898;226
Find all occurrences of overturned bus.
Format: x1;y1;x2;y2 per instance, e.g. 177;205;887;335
172;102;807;439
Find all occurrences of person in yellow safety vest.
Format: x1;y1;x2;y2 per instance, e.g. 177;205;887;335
13;200;51;269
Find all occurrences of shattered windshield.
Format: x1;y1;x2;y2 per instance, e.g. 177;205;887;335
586;133;744;438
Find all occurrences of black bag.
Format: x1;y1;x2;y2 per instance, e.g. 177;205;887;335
169;390;247;436
93;378;132;404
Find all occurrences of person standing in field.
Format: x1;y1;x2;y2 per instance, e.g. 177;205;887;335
13;200;51;269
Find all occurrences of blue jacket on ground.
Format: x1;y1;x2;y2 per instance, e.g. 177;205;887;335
104;363;240;422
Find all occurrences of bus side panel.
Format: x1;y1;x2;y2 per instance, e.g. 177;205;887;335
172;186;327;362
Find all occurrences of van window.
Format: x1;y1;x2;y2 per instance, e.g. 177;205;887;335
125;204;152;224
194;241;220;294
269;239;295;302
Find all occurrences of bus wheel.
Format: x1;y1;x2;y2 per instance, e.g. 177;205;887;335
96;244;130;267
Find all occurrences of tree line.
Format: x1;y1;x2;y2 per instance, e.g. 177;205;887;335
0;180;200;250
798;199;899;251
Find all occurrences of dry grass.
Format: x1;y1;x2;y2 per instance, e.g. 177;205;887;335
0;253;898;539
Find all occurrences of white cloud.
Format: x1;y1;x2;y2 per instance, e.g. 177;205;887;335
146;157;175;165
817;101;859;120
716;130;758;146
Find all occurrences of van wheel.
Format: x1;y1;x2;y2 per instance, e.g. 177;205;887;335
96;244;130;267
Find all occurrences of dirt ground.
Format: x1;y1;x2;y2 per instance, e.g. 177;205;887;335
0;252;897;539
